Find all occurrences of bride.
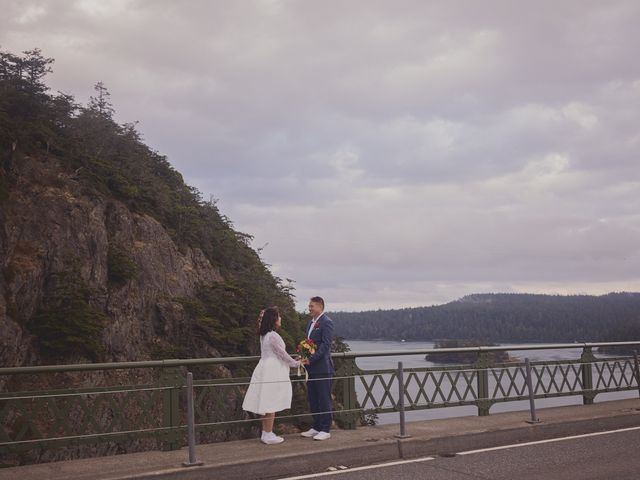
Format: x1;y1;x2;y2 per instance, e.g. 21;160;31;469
242;307;300;444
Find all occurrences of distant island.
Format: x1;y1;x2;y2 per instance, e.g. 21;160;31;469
597;343;640;356
331;292;640;344
425;339;516;364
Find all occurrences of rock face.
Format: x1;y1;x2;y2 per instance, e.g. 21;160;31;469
0;52;306;464
1;154;225;370
0;155;253;464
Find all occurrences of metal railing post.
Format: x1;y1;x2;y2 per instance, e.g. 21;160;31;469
580;347;596;405
182;372;203;467
634;351;640;400
395;362;410;438
524;358;540;423
160;367;182;450
475;352;491;416
338;358;358;429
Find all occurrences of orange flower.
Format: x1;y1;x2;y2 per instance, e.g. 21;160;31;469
296;339;316;359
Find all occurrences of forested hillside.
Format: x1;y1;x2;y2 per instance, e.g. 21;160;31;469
332;293;640;343
0;47;305;368
0;47;314;463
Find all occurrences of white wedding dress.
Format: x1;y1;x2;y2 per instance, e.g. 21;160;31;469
242;331;299;415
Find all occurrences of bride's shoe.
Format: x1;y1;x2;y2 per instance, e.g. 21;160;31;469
261;431;284;445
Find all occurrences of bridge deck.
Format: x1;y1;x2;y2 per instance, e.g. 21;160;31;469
1;398;639;480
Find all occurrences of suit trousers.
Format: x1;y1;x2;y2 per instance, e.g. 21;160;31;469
307;372;333;432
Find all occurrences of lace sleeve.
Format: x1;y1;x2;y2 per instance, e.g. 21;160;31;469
267;333;299;368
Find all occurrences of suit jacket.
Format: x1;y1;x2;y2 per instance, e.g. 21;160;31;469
305;313;335;375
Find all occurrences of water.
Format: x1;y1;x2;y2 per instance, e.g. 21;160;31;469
343;339;638;424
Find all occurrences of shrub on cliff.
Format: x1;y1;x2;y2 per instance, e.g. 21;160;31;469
26;271;106;361
107;244;138;285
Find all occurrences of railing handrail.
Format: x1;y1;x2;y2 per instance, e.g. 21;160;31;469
334;341;640;359
0;356;261;375
1;341;639;375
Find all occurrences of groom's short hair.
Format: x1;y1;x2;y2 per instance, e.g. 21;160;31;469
310;296;325;309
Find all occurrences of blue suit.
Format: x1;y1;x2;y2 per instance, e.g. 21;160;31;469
305;313;334;432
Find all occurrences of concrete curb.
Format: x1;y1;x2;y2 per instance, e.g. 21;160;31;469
100;408;640;480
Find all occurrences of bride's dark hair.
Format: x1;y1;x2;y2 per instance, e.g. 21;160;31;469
258;306;280;336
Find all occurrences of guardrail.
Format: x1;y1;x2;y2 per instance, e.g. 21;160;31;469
1;341;639;465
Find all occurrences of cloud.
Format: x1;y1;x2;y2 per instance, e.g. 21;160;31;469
2;0;640;310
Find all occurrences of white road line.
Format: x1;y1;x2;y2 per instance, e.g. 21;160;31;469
275;456;435;480
277;426;640;478
457;425;640;456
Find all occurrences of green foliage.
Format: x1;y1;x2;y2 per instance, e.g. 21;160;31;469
597;321;640;355
0;48;61;153
26;271;106;361
107;172;139;199
88;81;114;118
107;244;138;285
177;282;303;357
333;293;640;343
149;344;189;360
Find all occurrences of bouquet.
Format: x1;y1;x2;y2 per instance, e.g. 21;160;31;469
295;339;316;378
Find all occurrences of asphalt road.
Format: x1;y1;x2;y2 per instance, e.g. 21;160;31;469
277;427;640;480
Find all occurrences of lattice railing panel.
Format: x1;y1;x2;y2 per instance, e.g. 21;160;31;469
490;365;528;399
358;373;397;409
594;359;637;390
356;368;478;410
531;363;583;395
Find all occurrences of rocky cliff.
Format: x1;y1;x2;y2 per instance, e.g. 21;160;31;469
0;48;304;368
0;48;307;464
1;153;231;370
0;152;296;463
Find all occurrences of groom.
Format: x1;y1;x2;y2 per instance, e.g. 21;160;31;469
301;296;334;441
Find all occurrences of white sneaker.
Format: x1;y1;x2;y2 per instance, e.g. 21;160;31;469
261;432;284;445
300;428;319;438
313;431;331;441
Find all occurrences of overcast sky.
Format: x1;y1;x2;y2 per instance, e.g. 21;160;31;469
2;0;639;311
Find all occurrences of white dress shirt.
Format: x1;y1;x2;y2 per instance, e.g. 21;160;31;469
307;313;323;338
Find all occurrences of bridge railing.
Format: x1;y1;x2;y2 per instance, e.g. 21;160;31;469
334;342;640;425
1;341;639;463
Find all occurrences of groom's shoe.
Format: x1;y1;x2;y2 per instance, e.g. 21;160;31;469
313;431;331;441
300;428;319;438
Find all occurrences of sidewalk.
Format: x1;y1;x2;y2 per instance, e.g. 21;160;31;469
2;398;639;480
